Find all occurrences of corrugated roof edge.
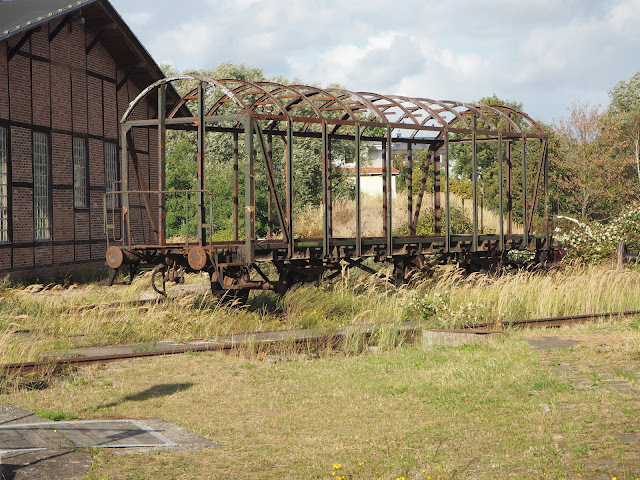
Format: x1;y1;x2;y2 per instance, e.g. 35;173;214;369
0;0;95;42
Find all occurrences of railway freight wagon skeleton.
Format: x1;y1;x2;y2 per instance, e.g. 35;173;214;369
104;75;550;298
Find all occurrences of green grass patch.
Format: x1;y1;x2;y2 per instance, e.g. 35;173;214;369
34;408;79;422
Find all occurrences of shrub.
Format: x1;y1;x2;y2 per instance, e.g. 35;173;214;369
555;203;640;262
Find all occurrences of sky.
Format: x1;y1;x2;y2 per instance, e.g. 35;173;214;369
109;0;640;124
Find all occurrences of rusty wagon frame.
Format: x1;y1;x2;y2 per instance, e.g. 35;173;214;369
104;75;550;297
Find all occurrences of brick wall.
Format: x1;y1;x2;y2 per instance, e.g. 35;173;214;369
0;9;158;278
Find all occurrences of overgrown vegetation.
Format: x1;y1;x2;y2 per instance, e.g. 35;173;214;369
2;262;640;366
556;203;640;261
3;319;640;479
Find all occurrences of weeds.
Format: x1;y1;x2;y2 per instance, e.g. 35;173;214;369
34;408;79;421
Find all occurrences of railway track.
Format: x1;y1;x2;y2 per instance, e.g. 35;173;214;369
3;310;640;377
467;309;640;329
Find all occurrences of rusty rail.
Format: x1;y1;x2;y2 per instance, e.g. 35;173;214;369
3;309;640;377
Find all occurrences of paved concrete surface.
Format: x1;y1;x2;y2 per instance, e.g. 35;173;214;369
113;418;219;454
0;406;218;479
0;448;92;480
525;336;582;350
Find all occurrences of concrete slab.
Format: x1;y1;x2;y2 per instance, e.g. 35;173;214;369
0;406;219;479
618;433;640;444
525;336;582;350
0;420;177;450
422;329;499;348
0;449;91;480
0;405;48;427
111;418;220;454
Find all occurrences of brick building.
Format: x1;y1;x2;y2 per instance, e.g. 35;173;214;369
0;0;167;278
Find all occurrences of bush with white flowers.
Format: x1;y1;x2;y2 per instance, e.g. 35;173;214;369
555;204;640;262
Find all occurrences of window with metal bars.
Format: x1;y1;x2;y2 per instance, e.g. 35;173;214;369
73;137;87;208
33;132;50;240
104;142;119;208
0;127;8;243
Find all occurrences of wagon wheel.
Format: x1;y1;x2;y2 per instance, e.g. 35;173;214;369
210;281;250;306
217;288;250;306
210;266;251;306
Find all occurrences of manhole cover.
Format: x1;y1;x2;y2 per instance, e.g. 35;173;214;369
0;420;177;451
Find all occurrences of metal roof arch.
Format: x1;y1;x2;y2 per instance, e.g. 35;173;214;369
122;75;248;123
121;76;545;140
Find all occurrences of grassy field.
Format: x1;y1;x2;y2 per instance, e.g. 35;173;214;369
1;265;640;477
2;319;640;479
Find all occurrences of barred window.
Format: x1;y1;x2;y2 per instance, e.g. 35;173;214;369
0;127;8;242
73;137;87;208
104;142;119;208
33;132;50;240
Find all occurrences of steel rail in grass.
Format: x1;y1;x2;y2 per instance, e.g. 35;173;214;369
5;310;640;377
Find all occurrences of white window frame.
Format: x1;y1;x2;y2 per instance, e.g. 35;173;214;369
33;132;50;241
73;136;87;208
104;142;119;209
0;126;8;243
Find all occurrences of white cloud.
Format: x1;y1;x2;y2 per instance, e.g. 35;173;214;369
123;11;153;29
110;0;640;122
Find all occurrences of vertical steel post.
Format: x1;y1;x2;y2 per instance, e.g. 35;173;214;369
407;142;414;236
157;85;166;247
434;148;441;235
355;123;362;256
286;120;294;257
327;134;333;240
544;140;550;249
444;133;450;253
506;123;513;235
522;136;528;246
480;188;484;233
386;127;393;255
233;132;239;242
322;122;329;257
244;117;255;263
196;82;206;245
267;133;273;238
121;126;129;247
472;116;478;252
498;133;504;252
382;137;387;242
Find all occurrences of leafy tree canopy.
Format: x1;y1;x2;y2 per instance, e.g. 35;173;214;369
161;63;355;239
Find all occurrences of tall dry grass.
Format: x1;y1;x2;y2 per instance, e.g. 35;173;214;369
401;263;640;327
284;262;640;329
3;259;639;363
295;193;522;238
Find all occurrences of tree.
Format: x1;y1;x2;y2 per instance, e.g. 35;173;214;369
552;103;632;220
161;63;356;238
609;72;640;194
449;95;537;225
451;95;525;180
